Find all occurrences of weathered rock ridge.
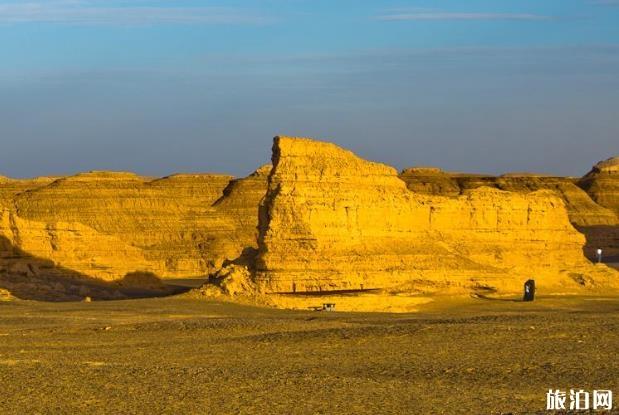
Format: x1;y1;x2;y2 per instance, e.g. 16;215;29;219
401;161;619;261
578;156;619;217
254;137;616;295
0;168;269;298
1;137;617;305
399;168;618;227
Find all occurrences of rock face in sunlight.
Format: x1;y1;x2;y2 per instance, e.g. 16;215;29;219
255;136;615;296
578;156;619;217
1;137;617;308
0;168;269;286
401;164;619;262
0;208;150;282
0;287;12;301
400;168;618;227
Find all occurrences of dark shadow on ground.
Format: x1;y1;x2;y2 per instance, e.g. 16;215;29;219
0;236;190;302
471;293;523;302
163;278;209;289
275;288;382;296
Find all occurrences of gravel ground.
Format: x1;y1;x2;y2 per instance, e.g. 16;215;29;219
0;295;618;414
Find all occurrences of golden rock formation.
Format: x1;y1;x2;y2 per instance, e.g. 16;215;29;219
254;137;616;297
0;287;12;301
576;157;619;259
0;208;149;281
400;169;618;227
578;156;619;217
401;164;619;262
1;136;617;308
0;168;268;297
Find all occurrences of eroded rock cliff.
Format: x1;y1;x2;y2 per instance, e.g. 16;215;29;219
401;165;619;262
2;137;617;306
255;137;615;295
578;156;619;217
400;169;617;227
0;168;268;299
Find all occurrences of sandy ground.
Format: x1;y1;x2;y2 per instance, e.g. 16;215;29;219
1;295;618;414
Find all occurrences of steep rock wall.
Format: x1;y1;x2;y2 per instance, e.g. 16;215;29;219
0;168;268;282
0;209;149;281
400;169;617;227
256;137;608;294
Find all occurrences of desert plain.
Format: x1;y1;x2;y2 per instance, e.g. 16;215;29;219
1;136;618;414
1;292;619;414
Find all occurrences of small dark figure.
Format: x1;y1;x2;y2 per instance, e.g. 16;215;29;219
523;279;535;302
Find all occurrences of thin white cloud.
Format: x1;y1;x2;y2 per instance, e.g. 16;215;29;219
377;12;552;22
0;1;270;25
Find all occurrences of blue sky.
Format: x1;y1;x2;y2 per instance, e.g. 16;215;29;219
1;0;618;178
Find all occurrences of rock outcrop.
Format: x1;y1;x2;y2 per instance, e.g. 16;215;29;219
400;169;617;227
578;156;619;217
0;169;268;280
255;137;615;295
1;137;617;306
576;156;619;260
0;287;13;301
0;168;268;299
401;166;619;262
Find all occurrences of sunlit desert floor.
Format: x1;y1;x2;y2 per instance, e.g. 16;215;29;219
1;294;618;414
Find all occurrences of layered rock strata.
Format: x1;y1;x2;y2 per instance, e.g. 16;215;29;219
401;165;619;261
400;169;617;227
578;156;619;217
255;137;613;294
0;168;268;290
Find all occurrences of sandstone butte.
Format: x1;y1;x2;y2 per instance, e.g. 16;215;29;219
0;137;617;311
400;156;619;260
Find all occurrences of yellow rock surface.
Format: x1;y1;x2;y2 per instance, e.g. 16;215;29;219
0;209;149;281
0;168;268;286
1;136;616;307
401;164;619;262
578;156;619;217
0;287;12;301
400;168;618;227
255;136;616;296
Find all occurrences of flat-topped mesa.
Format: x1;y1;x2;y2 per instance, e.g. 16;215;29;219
578;156;619;217
0;168;265;283
399;167;461;197
256;136;609;294
400;168;617;227
591;156;619;174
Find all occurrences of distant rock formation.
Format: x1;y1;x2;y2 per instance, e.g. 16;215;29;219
576;157;619;260
253;137;615;296
400;161;619;262
578;156;619;216
0;167;269;299
1;137;617;307
400;168;617;227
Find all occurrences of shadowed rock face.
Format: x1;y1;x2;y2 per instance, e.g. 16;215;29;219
576;157;619;261
0;235;181;301
255;136;613;295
